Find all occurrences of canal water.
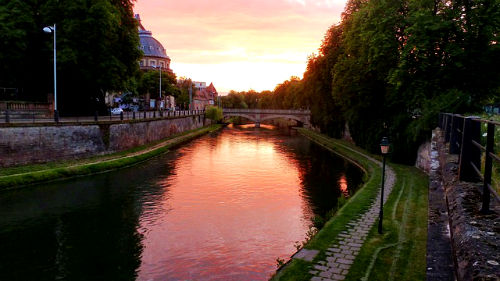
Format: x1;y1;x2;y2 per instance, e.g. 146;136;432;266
0;125;363;281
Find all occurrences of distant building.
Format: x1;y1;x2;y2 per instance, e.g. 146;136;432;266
193;82;218;110
194;81;206;90
135;14;173;73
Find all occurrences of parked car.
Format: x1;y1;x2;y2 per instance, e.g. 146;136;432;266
111;108;123;115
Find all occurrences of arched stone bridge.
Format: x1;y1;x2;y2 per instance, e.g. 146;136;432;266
223;108;311;128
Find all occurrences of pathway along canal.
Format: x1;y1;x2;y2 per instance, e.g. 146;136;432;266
0;124;363;281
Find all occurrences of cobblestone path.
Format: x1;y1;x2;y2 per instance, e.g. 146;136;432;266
304;156;397;281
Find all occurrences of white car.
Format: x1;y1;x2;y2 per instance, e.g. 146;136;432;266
111;108;123;115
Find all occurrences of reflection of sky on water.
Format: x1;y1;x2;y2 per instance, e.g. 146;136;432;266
0;125;362;281
136;125;362;280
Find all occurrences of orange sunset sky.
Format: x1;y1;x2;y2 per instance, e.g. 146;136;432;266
133;0;347;93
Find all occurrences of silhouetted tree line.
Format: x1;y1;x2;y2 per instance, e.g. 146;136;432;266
221;79;306;110
223;0;500;163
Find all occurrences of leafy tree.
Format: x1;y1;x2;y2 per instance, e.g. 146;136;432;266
302;24;346;137
243;90;260;109
272;77;303;109
138;70;179;100
221;91;248;108
176;77;194;109
0;0;141;115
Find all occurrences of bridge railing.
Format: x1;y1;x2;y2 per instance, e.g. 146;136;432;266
222;108;311;115
438;113;500;213
1;109;206;125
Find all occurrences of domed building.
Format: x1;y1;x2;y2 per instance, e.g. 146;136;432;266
135;14;173;73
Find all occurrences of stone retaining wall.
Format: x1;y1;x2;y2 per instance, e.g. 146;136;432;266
416;140;431;173
433;128;500;280
0;115;205;167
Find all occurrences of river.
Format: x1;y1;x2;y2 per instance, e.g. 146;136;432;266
0;124;363;281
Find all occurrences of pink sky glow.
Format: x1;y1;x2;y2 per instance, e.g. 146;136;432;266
133;0;347;93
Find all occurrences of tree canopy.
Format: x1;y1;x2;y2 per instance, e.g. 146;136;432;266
137;70;179;100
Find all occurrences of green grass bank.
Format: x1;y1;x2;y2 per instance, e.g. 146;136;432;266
272;128;428;281
0;124;222;190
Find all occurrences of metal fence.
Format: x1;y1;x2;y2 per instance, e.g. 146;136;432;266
438;113;500;213
0;109;206;125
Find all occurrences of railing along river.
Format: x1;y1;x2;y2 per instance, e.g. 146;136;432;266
438;113;500;212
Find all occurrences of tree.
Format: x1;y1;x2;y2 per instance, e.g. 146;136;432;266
138;70;179;100
176;77;194;109
301;24;346;137
0;0;142;115
221;91;247;109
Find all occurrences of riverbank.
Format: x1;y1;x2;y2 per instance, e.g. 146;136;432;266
0;124;222;190
272;129;428;281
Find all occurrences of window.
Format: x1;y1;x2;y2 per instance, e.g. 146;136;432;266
139;60;144;66
150;61;156;66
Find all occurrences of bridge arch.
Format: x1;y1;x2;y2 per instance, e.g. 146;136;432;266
222;108;311;128
222;113;257;123
259;115;306;124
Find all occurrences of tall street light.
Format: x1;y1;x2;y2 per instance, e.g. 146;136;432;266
152;65;162;111
378;137;390;234
43;24;58;122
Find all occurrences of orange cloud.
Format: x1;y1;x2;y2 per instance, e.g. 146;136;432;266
134;0;346;92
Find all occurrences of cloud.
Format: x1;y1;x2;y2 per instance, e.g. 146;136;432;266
134;0;346;91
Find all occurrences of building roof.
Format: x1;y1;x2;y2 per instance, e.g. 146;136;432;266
135;14;169;59
194;82;218;101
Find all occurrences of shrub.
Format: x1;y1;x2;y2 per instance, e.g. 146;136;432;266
205;106;223;122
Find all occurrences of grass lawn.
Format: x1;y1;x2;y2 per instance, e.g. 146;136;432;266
0;124;222;189
345;164;428;281
272;129;428;281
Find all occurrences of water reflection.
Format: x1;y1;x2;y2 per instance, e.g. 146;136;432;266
0;125;363;281
338;175;349;197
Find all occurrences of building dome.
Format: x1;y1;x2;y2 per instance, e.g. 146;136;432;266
135;14;172;72
139;27;169;59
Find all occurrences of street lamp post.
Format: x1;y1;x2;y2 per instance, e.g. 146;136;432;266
378;137;390;234
43;24;58;122
152;65;162;112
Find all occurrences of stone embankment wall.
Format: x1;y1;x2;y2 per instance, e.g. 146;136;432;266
0;115;205;167
427;128;500;281
415;140;431;173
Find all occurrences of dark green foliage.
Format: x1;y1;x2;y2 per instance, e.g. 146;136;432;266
205;106;223;122
263;0;500;163
0;0;141;115
176;78;194;109
221;90;248;108
220;78;306;110
138;70;180;99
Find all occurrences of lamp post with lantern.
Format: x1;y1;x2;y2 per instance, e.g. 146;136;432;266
378;137;390;234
